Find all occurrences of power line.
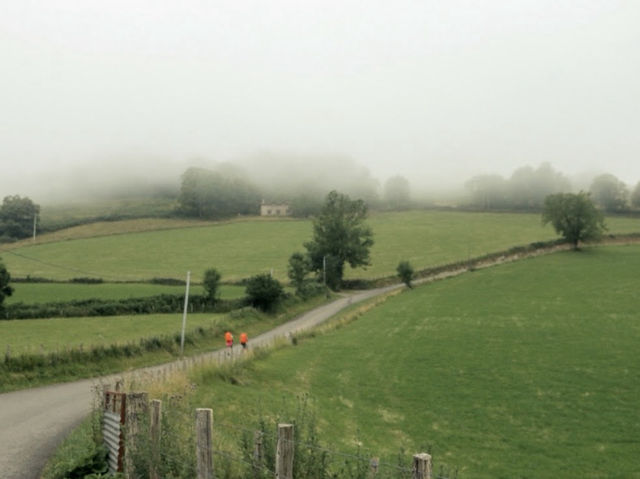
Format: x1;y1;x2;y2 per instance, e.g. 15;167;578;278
3;249;121;280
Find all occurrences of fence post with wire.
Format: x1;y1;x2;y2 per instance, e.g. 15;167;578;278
149;399;162;479
413;453;432;479
276;423;294;479
196;408;214;479
106;394;456;479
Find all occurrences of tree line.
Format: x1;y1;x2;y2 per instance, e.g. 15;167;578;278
465;162;640;213
3;160;638;243
176;163;412;220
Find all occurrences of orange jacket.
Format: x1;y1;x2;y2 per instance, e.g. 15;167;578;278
240;333;248;344
225;332;233;342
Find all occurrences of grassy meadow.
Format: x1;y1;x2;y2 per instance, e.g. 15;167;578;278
170;245;640;478
0;313;224;355
2;210;639;283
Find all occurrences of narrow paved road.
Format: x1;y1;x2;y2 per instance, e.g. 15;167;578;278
0;285;399;479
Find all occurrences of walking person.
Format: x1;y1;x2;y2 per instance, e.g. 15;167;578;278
225;331;233;349
240;332;248;350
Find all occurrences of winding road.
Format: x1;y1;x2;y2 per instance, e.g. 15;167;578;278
0;285;399;479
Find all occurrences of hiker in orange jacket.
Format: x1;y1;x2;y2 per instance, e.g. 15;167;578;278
225;331;233;348
240;332;248;350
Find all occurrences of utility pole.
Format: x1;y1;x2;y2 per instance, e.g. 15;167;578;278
32;213;37;243
180;271;191;356
323;255;329;297
322;255;326;288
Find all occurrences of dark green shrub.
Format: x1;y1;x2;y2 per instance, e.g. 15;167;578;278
295;281;326;299
245;274;284;312
203;268;222;304
396;260;414;288
70;277;104;284
287;252;310;294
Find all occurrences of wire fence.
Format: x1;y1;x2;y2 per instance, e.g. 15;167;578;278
110;391;459;479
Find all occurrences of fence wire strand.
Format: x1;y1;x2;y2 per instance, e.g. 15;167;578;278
213;448;276;476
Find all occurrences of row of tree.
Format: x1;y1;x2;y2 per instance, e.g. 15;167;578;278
0;195;40;242
176;162;412;220
466;163;640;212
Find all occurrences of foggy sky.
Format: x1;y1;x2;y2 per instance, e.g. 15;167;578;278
1;0;639;200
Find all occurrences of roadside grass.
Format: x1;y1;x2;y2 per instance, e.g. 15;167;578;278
40;412;107;479
0;294;334;392
4;282;245;305
160;245;640;479
3;210;639;283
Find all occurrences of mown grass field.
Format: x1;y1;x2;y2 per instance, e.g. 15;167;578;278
2;210;639;283
4;282;245;305
179;245;640;478
0;313;222;355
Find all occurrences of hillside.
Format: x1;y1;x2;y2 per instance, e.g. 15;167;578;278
3;210;639;283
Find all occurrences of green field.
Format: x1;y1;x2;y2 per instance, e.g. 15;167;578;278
4;282;245;305
0;313;222;355
3;210;639;283
182;245;640;478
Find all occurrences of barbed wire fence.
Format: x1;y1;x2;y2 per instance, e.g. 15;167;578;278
107;390;459;479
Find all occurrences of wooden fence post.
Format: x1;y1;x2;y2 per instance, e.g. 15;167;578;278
149;399;162;479
196;408;214;479
125;392;149;478
369;457;379;478
276;423;294;479
253;430;264;478
412;453;432;479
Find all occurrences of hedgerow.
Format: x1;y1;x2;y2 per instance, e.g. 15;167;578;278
2;294;247;320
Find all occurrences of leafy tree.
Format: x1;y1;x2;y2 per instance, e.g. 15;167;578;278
202;268;221;304
396;260;414;288
542;192;606;250
631;181;640;209
383;176;411;210
237;153;381;212
304;191;374;290
288;193;324;218
589;173;629;212
287;252;310;294
0;195;40;241
465;174;508;210
177;166;261;219
0;259;13;310
245;274;284;312
508;163;571;209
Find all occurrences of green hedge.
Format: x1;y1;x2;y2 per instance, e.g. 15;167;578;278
1;325;215;373
2;294;247;320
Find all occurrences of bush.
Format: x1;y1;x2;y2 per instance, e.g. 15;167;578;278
245;274;284;312
396;260;414;288
70;277;104;284
295;281;326;299
203;268;222;304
